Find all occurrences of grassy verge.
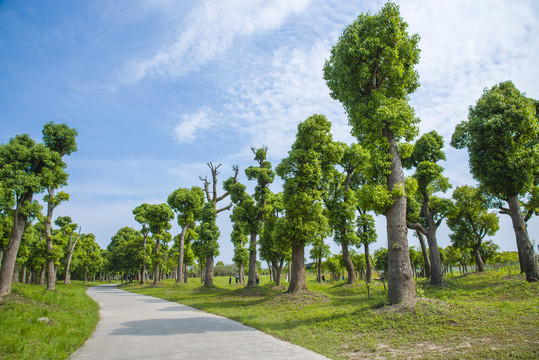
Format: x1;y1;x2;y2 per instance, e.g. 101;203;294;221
0;281;100;360
124;272;538;360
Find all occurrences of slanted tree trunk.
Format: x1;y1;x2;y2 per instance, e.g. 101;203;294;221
176;226;188;284
0;192;32;298
273;259;284;286
364;242;373;283
507;194;539;282
247;231;258;287
64;230;80;285
384;131;416;305
287;243;307;293
426;230;443;285
472;244;485;272
416;230;431;278
238;262;245;283
341;243;356;284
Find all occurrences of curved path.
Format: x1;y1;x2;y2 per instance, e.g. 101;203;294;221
70;284;330;360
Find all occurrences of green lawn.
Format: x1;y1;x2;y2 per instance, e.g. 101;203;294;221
124;272;539;360
0;282;100;360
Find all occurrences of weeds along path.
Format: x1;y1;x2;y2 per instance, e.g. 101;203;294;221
70;284;330;360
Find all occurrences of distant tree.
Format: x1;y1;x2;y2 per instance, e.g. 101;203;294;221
479;240;500;265
356;212;377;283
451;81;539;281
198;163;238;287
41;121;78;291
75;234;102;283
54;216;81;285
167;186;205;284
324;2;421;304
373;248;389;274
447;185;499;272
405;131;454;285
133;203;152;284
230;221;248;283
276;114;341;293
310;236;330;283
0;134;60;298
145;204;174;284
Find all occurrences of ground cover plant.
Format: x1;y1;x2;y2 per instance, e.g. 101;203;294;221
0;281;99;360
125;271;538;360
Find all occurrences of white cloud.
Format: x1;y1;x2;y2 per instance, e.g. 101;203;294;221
124;0;311;83
173;108;217;144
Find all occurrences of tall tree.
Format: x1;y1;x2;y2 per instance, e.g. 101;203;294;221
356;212;377;283
41;121;78;291
447;186;499;272
198;163;238;287
275;114;341;293
324;2;421;304
0;134;61;298
404;131;454;285
230;221;248;283
167;186;205;284
145;203;174;285
133;203;152;284
54;216;81;285
451;81;539;281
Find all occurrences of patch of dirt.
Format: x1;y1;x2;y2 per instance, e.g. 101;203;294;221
266;290;330;307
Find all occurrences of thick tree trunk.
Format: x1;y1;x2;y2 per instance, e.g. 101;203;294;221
204;254;214;287
273;259;284;286
416;230;431;278
247;231;257;287
426;230;443;285
184;263;189;283
176;226;188;284
317;258;322;283
0;249;3;267
507;194;539;281
39;267;45;285
384;132;416;305
21;267;26;283
238;262;245;284
472;245;485;272
12;264;19;283
341;242;356;284
287;242;307;293
364;242;373;283
0;193;32;298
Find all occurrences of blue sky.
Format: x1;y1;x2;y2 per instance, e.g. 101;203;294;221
1;0;539;263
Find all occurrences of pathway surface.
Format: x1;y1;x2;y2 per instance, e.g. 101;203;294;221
70;284;330;360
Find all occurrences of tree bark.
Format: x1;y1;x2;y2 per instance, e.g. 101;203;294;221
12;264;19;283
341;242;356;284
247;231;257;287
45;188;56;291
153;238;161;285
238;262;245;284
184;263;189;283
176;226;188;284
426;230;443;285
204;254;214;287
287;242;307;293
268;262;273;282
507;194;539;281
364;242;373;284
0;192;32;298
21;267;26;284
140;229;148;285
416;230;431;278
472;245;485;272
384;131;416;305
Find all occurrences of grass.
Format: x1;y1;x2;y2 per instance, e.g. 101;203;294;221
0;281;100;360
124;272;539;360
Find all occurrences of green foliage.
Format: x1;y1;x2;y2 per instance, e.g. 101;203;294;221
193;203;220;259
373;247;388;273
356;212;377;246
42;121;78;157
107;226;148;275
167;186;205;228
451;81;539;197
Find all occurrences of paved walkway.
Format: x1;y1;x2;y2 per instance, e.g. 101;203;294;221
70;284;330;360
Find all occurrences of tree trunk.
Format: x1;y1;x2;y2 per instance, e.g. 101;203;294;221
176;226;188;284
317;258;322;283
140;230;148;285
204;254;214;287
507;194;538;281
472;245;485;272
247;231;257;287
21;267;26;284
364;242;373;284
0;249;3;268
153;239;161;285
287;242;307;293
184;263;189;283
44;188;56;291
341;242;356;284
273;259;284;287
384;131;416;305
268;262;273;282
238;262;245;284
84;268;88;284
426;230;443;285
39;267;45;285
416;230;431;278
12;264;19;283
0;192;32;298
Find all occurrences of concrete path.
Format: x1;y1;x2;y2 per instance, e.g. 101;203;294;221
70;284;330;360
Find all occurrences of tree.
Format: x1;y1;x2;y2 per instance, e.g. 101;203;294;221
75;233;102;283
41;121;78;291
230;220;248;283
0;134;61;298
167;186;205;284
405;131;454;285
324;2;420;304
54;216;81;285
275;114;341;292
356;212;377;283
198;163;238;287
145;204;174;284
451;81;539;281
447;185;499;272
309;237;330;283
133;203;152;284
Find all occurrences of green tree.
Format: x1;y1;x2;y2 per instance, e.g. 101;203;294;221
447;185;499;272
75;233;102;283
41;122;78;291
133;203;152;284
451;81;538;281
145;204;174;284
275;114;341;293
198;163;238;287
405;131;454;285
356;212;377;283
230;221;248;283
310;237;330;283
167;186;205;284
54;216;81;285
324;2;420;304
0;134;60;297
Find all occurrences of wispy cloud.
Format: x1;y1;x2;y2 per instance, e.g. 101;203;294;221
124;0;311;83
173;108;217;144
